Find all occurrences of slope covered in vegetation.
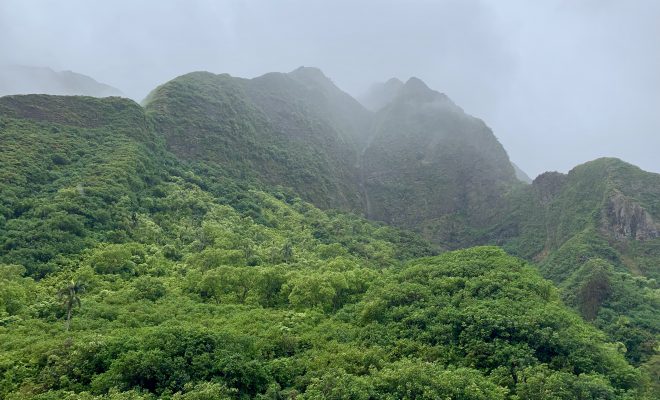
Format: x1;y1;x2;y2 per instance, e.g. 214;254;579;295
362;77;519;247
1;69;659;399
143;68;368;212
0;95;160;277
143;69;522;247
487;158;660;367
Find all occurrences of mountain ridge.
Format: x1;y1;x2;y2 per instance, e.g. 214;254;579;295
144;70;522;248
0;68;658;398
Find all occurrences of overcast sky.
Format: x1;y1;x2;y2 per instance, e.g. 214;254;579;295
1;0;659;177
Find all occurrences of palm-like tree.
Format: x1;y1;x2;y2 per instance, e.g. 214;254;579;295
282;241;294;263
58;280;85;331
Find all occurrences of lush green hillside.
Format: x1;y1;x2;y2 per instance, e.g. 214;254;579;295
144;70;523;249
486;158;660;366
143;69;368;212
0;95;161;277
1;239;651;398
1;72;659;399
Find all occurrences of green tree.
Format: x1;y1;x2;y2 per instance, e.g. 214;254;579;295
58;279;85;331
282;241;294;263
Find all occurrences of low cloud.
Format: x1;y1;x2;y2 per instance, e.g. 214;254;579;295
1;0;658;176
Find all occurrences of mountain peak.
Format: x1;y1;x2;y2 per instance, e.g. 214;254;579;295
287;66;343;95
399;77;440;101
289;66;329;83
385;77;404;86
404;76;430;90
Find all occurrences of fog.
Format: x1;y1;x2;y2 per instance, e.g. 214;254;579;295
1;0;659;177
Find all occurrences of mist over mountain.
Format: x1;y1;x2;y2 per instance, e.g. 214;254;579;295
358;78;404;111
361;77;518;247
0;65;658;399
0;65;123;97
512;161;533;183
4;1;659;177
143;68;524;249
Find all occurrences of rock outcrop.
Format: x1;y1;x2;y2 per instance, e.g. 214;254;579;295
604;191;659;240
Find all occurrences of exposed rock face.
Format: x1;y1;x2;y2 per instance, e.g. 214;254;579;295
604;191;659;240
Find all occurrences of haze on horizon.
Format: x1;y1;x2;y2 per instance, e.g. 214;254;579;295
1;0;659;178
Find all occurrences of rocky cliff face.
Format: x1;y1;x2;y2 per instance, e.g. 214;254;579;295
486;158;660;266
604;190;659;240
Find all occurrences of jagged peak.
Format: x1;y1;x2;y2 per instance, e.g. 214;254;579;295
532;170;566;185
287;66;342;95
358;78;404;111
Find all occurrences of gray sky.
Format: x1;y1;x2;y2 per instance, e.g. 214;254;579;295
1;0;659;177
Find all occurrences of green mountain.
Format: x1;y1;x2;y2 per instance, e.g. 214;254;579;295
0;67;659;399
488;158;660;365
145;71;522;251
362;77;519;247
0;94;160;277
143;68;368;211
358;77;658;369
0;65;123;97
